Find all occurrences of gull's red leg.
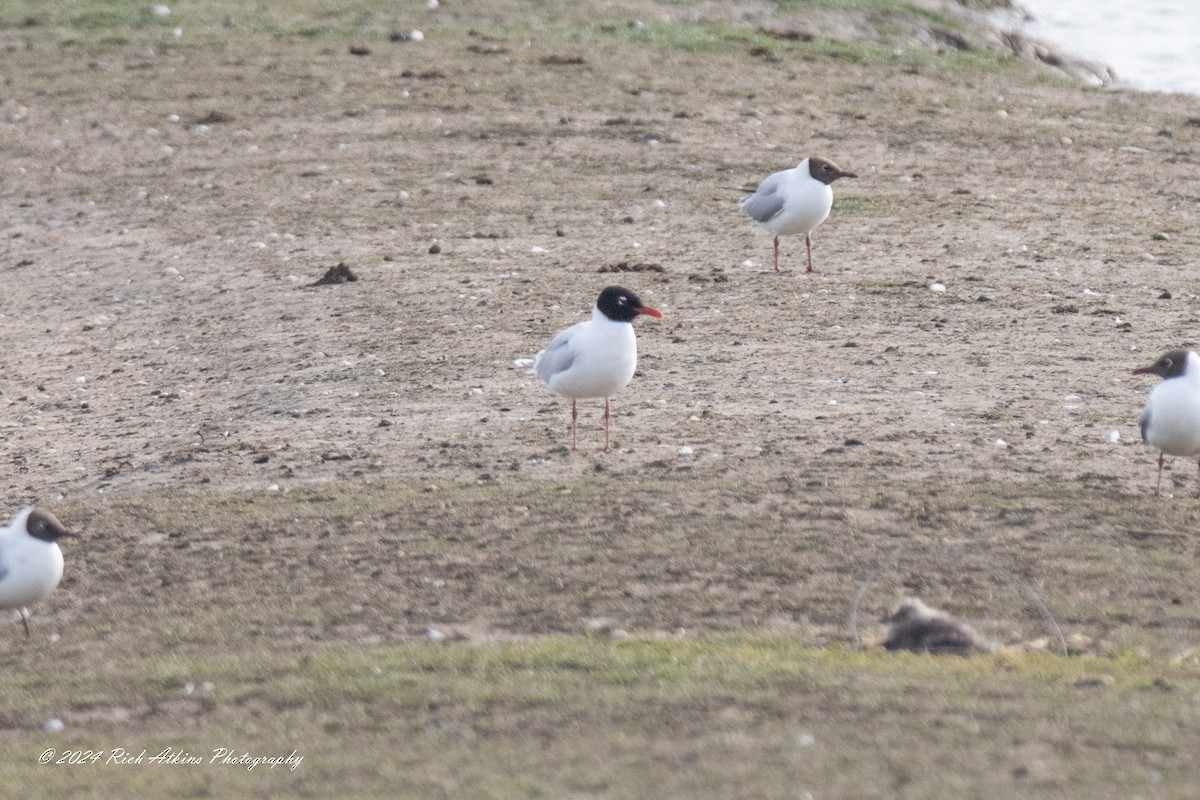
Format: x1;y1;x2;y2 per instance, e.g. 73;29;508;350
805;233;819;274
602;399;612;453
571;399;578;453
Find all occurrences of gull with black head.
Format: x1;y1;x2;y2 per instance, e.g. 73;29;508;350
530;286;663;453
740;155;858;273
0;507;80;637
1133;348;1200;497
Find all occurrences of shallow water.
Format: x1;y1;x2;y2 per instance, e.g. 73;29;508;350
1014;0;1200;95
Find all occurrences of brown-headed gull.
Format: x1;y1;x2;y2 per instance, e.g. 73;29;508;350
1133;348;1200;497
530;286;663;453
0;507;80;637
882;598;998;655
740;156;858;273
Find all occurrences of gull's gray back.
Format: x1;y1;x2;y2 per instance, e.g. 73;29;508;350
534;325;580;382
739;171;787;223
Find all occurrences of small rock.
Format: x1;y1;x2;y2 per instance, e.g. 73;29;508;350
930;282;946;292
1152;232;1170;241
427;627;446;642
428;243;441;254
1073;675;1115;689
194;110;235;125
1158;289;1172;300
43;718;65;733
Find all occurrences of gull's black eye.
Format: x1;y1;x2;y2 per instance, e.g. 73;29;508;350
618;296;628;305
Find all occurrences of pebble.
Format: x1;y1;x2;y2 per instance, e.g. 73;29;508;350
678;446;693;456
427;627;446;642
152;4;170;16
930;282;946;292
994;438;1007;448
43;718;65;733
1107;430;1120;443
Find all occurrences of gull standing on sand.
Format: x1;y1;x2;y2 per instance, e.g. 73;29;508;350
740;156;858;273
528;286;663;453
1133;348;1200;497
0;507;80;637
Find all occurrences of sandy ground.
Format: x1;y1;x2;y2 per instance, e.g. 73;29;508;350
2;2;1200;650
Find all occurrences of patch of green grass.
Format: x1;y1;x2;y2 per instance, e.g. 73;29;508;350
833;195;888;215
1;635;1197;798
1;0;400;43
588;19;763;54
586;18;1020;77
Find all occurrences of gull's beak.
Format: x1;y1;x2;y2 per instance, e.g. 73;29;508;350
636;306;664;319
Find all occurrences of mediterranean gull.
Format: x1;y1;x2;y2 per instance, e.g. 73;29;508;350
530;286;663;453
0;507;80;637
740;156;858;273
1133;348;1200;497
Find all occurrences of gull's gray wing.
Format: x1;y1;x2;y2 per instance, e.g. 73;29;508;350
534;325;579;383
738;171;787;223
1139;405;1151;443
0;548;8;582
